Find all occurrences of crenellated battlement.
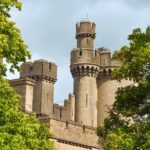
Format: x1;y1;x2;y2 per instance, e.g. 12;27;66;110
53;94;75;122
20;59;57;83
76;20;96;37
39;117;99;149
70;48;99;67
96;47;111;67
70;47;114;67
76;20;96;50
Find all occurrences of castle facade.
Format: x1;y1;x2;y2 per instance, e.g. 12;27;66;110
9;20;129;150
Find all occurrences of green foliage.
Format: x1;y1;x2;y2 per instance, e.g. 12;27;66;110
0;1;54;149
97;27;150;149
0;0;31;75
0;77;54;150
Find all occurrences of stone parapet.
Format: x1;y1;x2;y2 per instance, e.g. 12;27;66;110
76;20;96;50
76;20;96;37
39;117;99;149
52;93;75;121
20;59;57;84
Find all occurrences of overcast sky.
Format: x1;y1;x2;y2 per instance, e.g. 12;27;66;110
8;0;150;104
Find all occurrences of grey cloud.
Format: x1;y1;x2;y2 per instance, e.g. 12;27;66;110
124;0;150;9
9;0;150;102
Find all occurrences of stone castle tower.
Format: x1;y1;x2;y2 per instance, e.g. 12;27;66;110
9;20;130;150
71;21;98;127
20;60;57;116
70;20;127;127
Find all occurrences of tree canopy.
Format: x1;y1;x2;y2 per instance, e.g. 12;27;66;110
0;0;31;76
97;27;150;149
0;1;54;149
0;77;54;149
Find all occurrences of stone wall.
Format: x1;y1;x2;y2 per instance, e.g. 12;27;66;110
52;94;75;121
97;78;132;126
9;78;35;112
40;117;99;150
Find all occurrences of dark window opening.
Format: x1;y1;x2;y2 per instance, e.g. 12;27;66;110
60;108;62;119
53;107;54;114
103;69;106;74
30;66;32;72
87;38;89;44
66;121;68;129
109;69;112;74
95;51;97;57
79;51;82;56
49;63;51;71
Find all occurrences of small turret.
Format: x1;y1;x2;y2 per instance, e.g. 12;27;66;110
76;20;96;50
97;47;111;66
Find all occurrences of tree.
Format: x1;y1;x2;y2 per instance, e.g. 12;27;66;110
0;0;31;76
97;27;150;149
0;77;54;149
0;1;54;149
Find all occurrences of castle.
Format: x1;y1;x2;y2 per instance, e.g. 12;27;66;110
9;20;130;150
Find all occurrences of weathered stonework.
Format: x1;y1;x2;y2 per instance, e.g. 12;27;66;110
9;78;35;112
40;117;99;149
9;20;131;150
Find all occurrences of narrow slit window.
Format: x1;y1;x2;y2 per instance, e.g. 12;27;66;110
30;66;32;72
49;63;51;71
66;121;68;129
86;94;88;107
60;108;62;119
87;38;89;44
79;51;82;56
53;107;54;114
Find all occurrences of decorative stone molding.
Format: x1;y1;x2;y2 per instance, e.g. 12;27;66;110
97;68;113;79
71;65;100;78
55;138;97;149
76;33;96;39
31;75;57;84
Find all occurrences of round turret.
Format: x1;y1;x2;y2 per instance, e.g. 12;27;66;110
76;20;96;50
70;20;98;127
